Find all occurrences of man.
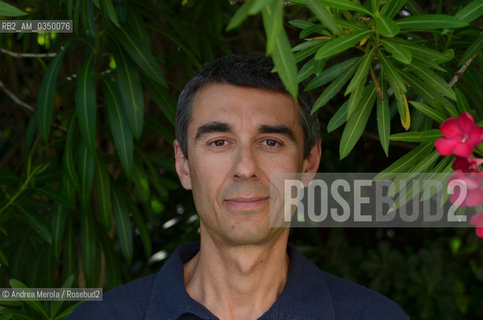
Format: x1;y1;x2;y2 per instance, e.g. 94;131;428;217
68;53;408;319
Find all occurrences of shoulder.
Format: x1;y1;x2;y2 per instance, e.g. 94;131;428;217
66;273;156;320
320;271;409;320
286;245;408;320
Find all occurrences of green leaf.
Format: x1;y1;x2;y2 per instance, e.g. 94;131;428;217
0;248;8;267
294;40;323;62
312;58;360;112
376;143;433;179
315;29;373;60
80;208;99;288
38;47;68;143
346;81;365;118
379;52;406;92
300;24;330;38
54;302;83;320
306;57;359;91
24;112;38;158
49;203;67;262
60;173;76;212
0;169;20;184
115;27;167;87
82;0;96;38
339;84;377;159
297;59;315;83
99;229;122;289
100;0;119;27
0;310;31;320
289;19;315;30
0;1;26;16
49;275;75;317
270;29;298;98
226;0;256;30
63;117;80;191
112;45;144;140
409;101;446;123
94;155;112;231
145;78;176;126
15;205;52;244
77;142;94;210
305;0;341;36
112;190;133;264
377;89;390;156
407;63;456;101
345;47;374;94
293;39;324;52
389;129;442;142
375;16;400;37
334;17;365;31
455;88;471;114
399;72;455;118
381;39;412;64
384;38;453;64
33;187;74;208
318;0;373;16
63;221;77;282
75;56;97;155
9;279;48;319
419;156;453;201
132;162;150;204
454;0;483;23
396;14;468;30
262;0;283;55
327;100;348;133
380;0;407;18
371;0;380;14
458;35;483;67
102;77;134;175
389;150;440;198
131;207;151;258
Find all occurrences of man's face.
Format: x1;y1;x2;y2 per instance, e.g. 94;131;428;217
174;83;320;246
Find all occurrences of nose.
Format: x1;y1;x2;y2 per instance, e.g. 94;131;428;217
233;143;259;180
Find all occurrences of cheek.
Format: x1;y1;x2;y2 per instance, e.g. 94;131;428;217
259;151;304;173
190;157;229;201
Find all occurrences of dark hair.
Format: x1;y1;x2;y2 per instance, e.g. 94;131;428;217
175;52;320;158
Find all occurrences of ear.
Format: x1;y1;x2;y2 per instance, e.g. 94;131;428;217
174;140;192;190
302;139;321;173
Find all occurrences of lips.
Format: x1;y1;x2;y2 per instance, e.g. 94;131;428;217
224;196;270;211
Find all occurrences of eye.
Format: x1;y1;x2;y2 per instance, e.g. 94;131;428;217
262;139;282;147
209;139;228;147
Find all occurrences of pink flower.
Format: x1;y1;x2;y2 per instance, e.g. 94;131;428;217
470;212;483;238
452;156;483;172
435;112;483;157
447;172;483;207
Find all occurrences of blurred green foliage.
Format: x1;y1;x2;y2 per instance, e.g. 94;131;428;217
0;0;482;319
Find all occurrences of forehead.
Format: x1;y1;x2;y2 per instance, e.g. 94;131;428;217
188;83;302;134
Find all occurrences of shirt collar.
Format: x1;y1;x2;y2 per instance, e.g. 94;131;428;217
144;241;335;320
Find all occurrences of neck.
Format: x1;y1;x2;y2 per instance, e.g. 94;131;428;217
184;232;290;320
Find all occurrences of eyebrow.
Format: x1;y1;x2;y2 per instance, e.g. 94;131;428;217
194;122;296;142
258;125;296;142
195;121;232;140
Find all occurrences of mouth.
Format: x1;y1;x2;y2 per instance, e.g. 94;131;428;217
224;196;270;211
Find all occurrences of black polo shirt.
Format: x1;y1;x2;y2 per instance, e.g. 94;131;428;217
68;241;409;319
